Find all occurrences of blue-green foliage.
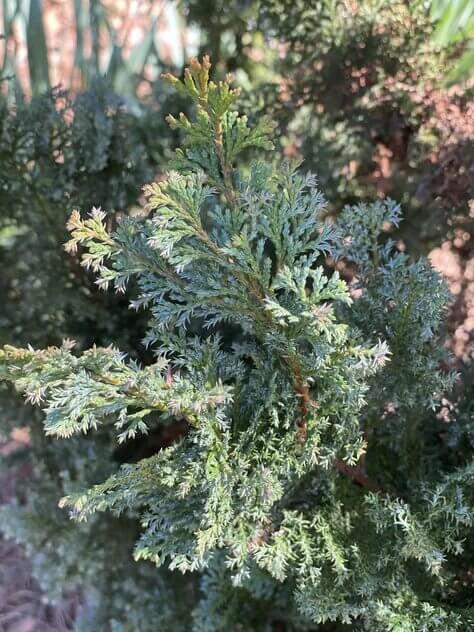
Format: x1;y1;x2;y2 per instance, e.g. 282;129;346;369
1;58;473;630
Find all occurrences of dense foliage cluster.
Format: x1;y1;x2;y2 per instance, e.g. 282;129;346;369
0;1;473;630
0;79;188;628
259;0;473;251
0;83;159;349
257;0;473;370
1;57;473;631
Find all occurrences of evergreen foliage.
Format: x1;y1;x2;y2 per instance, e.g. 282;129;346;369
0;80;189;628
258;0;473;251
1;58;473;630
0;81;169;350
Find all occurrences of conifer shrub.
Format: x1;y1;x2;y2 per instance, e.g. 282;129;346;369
0;80;189;628
1;57;474;630
257;0;474;367
258;0;473;252
0;81;181;350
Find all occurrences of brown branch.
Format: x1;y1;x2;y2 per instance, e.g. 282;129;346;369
332;458;384;493
283;351;386;493
283;354;318;444
295;378;310;443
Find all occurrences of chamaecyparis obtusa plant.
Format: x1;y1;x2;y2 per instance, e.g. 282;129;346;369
1;57;473;630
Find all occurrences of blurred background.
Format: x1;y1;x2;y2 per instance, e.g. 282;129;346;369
0;1;472;630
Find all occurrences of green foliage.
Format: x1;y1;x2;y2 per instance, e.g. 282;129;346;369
0;79;186;628
258;0;473;252
0;429;193;630
1;58;473;631
0;81;175;350
430;0;474;82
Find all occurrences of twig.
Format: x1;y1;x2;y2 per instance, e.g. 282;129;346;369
332;458;384;493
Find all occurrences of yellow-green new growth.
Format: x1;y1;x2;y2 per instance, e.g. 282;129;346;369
162;55;275;208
